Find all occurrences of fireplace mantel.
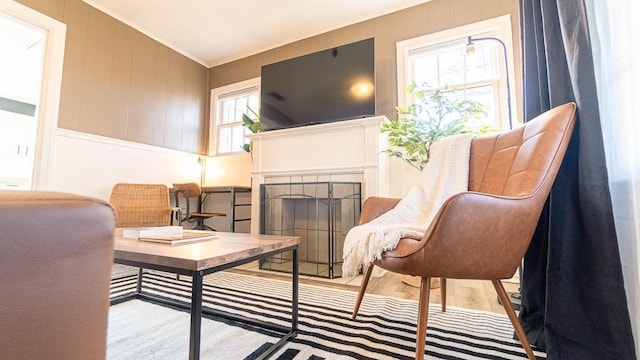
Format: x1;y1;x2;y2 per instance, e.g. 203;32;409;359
247;116;390;234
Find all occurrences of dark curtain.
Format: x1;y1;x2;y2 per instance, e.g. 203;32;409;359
517;0;637;359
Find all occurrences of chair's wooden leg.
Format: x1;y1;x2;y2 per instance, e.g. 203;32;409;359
492;280;535;360
440;277;447;312
352;265;374;319
416;277;431;360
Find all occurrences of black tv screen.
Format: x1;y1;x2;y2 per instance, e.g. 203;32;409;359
260;38;375;132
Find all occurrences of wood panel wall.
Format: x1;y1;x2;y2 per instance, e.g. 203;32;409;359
208;0;522;122
15;0;519;153
16;0;208;154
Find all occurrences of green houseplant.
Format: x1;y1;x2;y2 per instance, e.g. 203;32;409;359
241;107;260;152
381;82;486;171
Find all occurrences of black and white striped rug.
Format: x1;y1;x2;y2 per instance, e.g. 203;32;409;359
108;269;545;360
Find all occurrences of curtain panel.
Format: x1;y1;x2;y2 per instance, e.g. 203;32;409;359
585;0;640;356
517;0;636;359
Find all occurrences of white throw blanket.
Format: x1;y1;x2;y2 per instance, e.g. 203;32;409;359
342;133;474;277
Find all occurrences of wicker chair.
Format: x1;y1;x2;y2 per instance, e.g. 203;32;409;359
109;183;174;227
172;182;225;230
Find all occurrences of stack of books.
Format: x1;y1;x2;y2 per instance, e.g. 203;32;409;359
122;226;217;245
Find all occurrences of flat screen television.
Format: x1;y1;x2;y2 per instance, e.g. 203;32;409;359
260;38;375;132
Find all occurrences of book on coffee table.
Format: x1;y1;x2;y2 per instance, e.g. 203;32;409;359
123;226;183;239
138;230;218;245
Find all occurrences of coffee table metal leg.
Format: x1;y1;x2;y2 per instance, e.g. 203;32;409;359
136;268;143;294
189;271;204;360
292;247;298;332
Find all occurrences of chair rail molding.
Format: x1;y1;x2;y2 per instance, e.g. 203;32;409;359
247;116;390;234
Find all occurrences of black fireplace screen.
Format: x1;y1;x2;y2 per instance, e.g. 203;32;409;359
259;181;361;278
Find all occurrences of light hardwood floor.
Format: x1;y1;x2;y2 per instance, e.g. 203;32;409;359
232;261;520;315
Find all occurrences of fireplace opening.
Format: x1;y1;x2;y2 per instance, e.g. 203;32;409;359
259;181;361;278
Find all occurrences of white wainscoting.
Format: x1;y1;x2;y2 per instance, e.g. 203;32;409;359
51;129;201;201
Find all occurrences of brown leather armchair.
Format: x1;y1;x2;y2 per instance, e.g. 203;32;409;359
0;191;116;359
352;103;577;360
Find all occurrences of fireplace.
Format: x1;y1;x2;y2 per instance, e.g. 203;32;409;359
246;116;390;276
259;181;361;278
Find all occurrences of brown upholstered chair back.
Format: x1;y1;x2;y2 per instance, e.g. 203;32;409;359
422;103;577;279
469;104;576;198
0;191;115;359
109;183;171;227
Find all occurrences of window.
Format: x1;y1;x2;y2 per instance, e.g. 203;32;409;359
397;15;516;130
209;78;259;155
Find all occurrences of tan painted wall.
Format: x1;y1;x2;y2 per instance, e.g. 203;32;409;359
209;0;522;122
15;0;520;154
16;0;209;154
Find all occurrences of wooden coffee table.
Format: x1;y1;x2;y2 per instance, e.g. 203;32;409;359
110;229;300;360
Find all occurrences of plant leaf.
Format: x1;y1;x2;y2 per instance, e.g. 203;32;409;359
380;82;485;171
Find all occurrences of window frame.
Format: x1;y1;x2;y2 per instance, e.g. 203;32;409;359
209;77;260;156
396;15;517;130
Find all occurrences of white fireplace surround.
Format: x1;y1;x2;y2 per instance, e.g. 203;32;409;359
247;116;390;234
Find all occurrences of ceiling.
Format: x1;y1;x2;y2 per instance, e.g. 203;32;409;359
82;0;432;67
